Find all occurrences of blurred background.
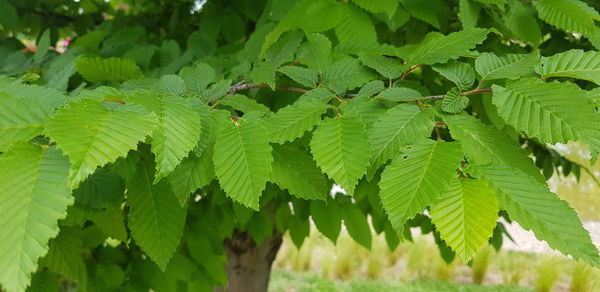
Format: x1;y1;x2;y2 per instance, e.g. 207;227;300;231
270;143;600;292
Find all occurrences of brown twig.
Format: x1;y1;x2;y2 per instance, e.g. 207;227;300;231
461;88;492;96
434;125;442;141
400;64;421;80
225;82;491;101
227;83;308;95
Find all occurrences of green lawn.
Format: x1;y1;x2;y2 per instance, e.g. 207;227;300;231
269;269;533;292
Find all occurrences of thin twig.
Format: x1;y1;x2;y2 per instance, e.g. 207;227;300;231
400;64;421;80
422;95;445;99
434;125;442;141
461;88;492;96
225;82;491;101
227;83;308;95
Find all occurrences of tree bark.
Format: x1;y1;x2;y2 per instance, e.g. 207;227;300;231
216;229;282;292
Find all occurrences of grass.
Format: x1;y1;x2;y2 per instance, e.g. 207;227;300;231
274;228;600;292
549;143;600;221
472;245;494;284
497;251;530;286
534;256;563;292
570;261;600;292
269;269;533;292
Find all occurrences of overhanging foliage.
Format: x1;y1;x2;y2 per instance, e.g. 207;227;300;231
1;0;600;291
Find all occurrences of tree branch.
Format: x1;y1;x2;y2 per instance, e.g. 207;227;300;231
400;64;422;80
226;82;492;100
227;83;309;95
461;88;492;96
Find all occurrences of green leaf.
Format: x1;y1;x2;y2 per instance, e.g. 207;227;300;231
340;95;388;127
186;224;227;285
352;0;398;19
288;215;310;248
39;227;86;284
441;88;469;114
335;41;397;56
0;144;72;292
298;1;345;33
124;92;202;182
297;33;332;73
0;92;49;151
343;204;372;249
201;79;232;102
432;61;475;91
357;80;385;96
266;98;330;144
265;30;304;64
400;0;447;29
127;151;187;271
589;87;600;108
213;115;273;210
536;50;600;85
76;57;143;83
335;4;377;44
297;88;336;102
45;55;77;92
375;87;422;101
471;163;600;267
379;140;463;231
73;169;124;209
179;63;215;94
475;52;539;81
271;145;329;200
444;114;545;183
367;104;435;177
168;150;214;206
33;30;50;66
504;0;542;45
278;66;318;88
0;82;66;109
246;212;273;245
533;0;599;47
492;78;600;149
157;75;185;96
311;116;372;194
219;94;271;114
459;0;480;29
430;178;499;263
259;0;313;57
28;270;59;292
474;0;505;5
310;199;342;243
359;54;407;80
377;5;410;31
93;207;128;241
397;28;489;66
250;61;279;89
0;0;18;29
45;99;157;189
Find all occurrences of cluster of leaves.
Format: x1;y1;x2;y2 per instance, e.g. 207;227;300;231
1;0;600;291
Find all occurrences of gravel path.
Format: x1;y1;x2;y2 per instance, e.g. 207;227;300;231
502;220;600;254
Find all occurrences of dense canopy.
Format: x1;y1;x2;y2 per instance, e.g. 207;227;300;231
1;0;600;291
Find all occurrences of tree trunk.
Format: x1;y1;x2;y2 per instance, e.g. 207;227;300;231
216;229;282;292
